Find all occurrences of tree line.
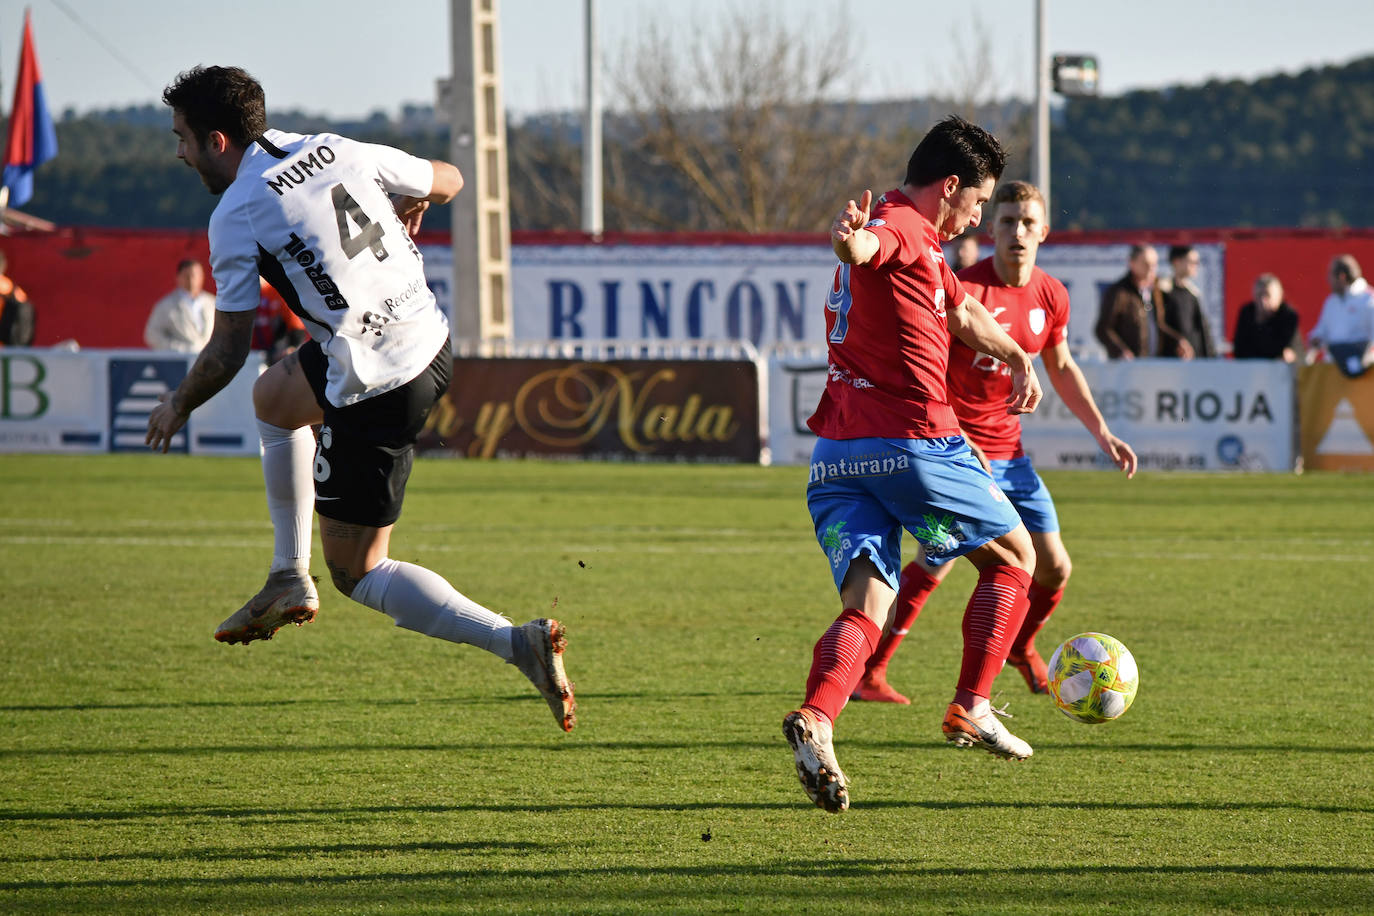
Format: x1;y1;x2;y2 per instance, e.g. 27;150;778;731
24;45;1373;233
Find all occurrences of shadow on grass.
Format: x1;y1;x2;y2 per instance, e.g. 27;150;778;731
1;738;1370;758
2;794;1369;829
1;860;1371;893
0;690;793;714
4;840;543;865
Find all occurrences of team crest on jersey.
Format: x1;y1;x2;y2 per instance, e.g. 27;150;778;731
1029;307;1046;335
929;245;945;265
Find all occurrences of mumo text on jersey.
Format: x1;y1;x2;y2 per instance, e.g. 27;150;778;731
265;145;337;196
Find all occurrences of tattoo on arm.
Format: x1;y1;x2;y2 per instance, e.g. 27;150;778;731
171;310;255;415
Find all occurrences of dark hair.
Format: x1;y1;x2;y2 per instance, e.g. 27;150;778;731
1168;244;1194;262
1128;243;1153;261
1331;254;1362;282
904;115;1006;189
176;258;200;274
162;66;266;147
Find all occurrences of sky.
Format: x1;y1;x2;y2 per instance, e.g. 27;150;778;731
3;0;1372;120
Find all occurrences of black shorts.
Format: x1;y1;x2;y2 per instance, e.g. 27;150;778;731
298;338;452;527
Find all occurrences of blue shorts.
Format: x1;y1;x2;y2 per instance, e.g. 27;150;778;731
988;456;1060;534
806;436;1023;593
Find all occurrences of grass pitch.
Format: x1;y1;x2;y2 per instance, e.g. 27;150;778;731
1;455;1371;914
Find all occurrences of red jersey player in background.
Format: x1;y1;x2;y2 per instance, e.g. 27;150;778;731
784;117;1044;813
852;180;1137;706
252;277;308;365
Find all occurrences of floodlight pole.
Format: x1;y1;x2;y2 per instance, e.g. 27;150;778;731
582;0;603;236
448;0;513;341
1032;0;1051;216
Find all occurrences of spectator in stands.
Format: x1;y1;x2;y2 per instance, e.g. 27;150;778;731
1095;243;1158;359
951;232;981;271
0;249;35;347
144;259;216;353
1154;244;1215;359
1307;254;1374;376
1233;273;1300;362
252;277;308;365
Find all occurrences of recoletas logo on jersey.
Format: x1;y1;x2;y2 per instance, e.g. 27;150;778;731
1029;307;1046;335
865;219;886;228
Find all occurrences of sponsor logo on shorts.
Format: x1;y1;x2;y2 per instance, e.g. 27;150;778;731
911;512;964;559
809;452;910;484
821;521;853;569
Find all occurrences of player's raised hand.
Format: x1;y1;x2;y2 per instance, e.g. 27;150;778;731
831;190;879;264
831;189;873;242
1006;365;1043;415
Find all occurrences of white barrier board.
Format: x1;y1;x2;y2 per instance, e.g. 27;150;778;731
768;353;1294;472
417;241;1224;359
0;348;264;456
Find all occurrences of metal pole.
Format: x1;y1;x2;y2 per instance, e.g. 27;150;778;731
1033;0;1051;216
582;0;603;235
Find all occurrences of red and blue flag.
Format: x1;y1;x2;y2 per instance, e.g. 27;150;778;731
3;10;57;207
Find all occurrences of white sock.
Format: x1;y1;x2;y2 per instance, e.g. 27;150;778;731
350;558;515;660
258;419;314;574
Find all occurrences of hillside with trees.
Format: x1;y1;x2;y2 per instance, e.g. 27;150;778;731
18;54;1374;232
1050;55;1374;230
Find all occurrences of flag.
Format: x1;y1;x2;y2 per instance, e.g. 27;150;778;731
3;9;57;207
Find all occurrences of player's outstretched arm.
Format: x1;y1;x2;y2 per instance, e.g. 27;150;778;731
1041;338;1137;477
394;160;465;236
830;189;879;265
947;293;1042;415
146;309;255;454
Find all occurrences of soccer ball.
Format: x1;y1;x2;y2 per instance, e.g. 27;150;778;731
1047;632;1139;724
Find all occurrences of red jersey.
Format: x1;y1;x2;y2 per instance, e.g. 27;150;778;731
948;258;1069;459
807;189;967;440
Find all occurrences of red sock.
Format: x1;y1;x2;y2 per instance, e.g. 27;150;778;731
1011;583;1064;656
865;562;939;676
957;565;1032;701
802;609;882;724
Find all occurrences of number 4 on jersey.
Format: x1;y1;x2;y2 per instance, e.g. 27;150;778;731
331;184;389;262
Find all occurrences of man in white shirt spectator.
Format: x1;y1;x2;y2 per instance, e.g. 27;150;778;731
144;259;216;352
1308;254;1374;375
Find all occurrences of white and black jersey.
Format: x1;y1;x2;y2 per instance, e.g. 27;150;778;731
209;128;447;407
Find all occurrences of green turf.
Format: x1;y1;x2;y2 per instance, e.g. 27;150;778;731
1;455;1371;914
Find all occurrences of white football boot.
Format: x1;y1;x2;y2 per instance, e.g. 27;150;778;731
510;618;576;732
215;569;320;645
942;701;1033;760
783;708;849;812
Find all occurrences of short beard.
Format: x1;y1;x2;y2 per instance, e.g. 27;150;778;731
199;169;230;196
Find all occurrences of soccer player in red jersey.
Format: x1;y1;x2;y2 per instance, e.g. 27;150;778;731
784;117;1045;812
851;180;1137;707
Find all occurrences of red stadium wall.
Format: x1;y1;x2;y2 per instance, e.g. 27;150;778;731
2;228;211;348
7;226;1374;350
1215;232;1374;339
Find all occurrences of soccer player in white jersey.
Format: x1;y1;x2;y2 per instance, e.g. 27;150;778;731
146;66;574;732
